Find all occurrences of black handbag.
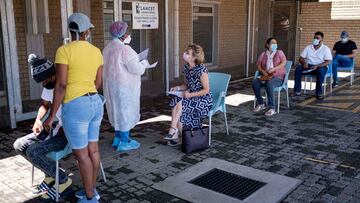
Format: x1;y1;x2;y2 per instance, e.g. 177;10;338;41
182;126;209;154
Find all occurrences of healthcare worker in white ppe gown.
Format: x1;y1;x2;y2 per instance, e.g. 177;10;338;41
103;21;149;151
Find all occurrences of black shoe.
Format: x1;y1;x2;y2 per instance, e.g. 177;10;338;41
316;95;324;100
291;92;301;97
332;83;339;88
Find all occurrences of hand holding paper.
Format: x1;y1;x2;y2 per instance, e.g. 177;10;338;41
147;61;158;69
138;48;149;61
302;68;316;74
168;90;183;98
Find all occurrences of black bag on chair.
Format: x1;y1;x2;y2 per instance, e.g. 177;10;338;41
182;126;209;154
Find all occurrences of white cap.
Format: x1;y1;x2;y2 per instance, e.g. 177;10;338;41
68;13;94;33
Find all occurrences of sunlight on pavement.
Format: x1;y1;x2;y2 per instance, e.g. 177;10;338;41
225;93;254;107
137;115;172;125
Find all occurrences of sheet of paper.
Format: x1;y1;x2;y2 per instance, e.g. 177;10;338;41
168;91;183;98
146;61;158;69
302;68;316;74
138;48;149;61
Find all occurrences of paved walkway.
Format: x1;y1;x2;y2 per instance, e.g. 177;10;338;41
0;73;360;203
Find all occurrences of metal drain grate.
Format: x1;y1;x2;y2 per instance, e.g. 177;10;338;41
189;168;266;200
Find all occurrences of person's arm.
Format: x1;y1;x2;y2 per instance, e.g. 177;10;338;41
125;58;147;75
299;47;309;68
43;64;68;131
269;60;286;74
256;52;269;76
311;60;331;69
346;49;357;58
332;50;337;57
269;51;286;74
95;65;103;90
32;100;51;135
257;65;269;76
184;72;210;98
312;47;332;69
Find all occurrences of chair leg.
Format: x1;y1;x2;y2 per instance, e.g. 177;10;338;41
310;77;313;93
224;111;229;135
330;77;333;93
209;116;212;146
351;69;354;86
277;91;281;113
265;92;268;105
286;88;290;108
323;78;326;97
253;96;256;108
100;161;107;183
55;160;59;202
31;165;34;186
304;78;307;94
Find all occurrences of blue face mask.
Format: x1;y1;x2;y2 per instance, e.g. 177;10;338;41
270;44;278;52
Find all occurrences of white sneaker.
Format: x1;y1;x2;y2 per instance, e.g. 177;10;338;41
164;127;179;140
265;109;276;116
253;104;266;112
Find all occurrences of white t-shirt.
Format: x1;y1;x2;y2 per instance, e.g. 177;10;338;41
300;44;332;65
41;88;62;126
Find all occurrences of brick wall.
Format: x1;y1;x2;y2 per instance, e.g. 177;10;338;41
90;0;105;50
297;2;360;66
43;1;63;62
13;0;29;101
179;0;192;71
218;0;247;69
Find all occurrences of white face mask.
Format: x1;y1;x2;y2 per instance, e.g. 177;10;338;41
85;33;91;41
313;39;320;46
123;35;131;44
183;52;191;62
341;38;349;43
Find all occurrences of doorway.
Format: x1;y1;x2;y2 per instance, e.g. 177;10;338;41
271;0;298;62
103;0;166;97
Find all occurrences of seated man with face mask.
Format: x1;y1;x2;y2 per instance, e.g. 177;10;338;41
293;31;332;100
13;54;71;201
332;31;357;87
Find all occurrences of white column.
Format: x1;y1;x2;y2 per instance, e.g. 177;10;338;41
61;0;73;41
0;0;21;128
165;0;170;93
174;0;179;78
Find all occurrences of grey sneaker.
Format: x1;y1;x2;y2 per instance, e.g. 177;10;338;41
75;189;100;200
253;104;266;112
265;109;277;116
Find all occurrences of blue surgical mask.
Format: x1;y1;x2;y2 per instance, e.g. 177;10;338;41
270;44;278;52
313;39;320;46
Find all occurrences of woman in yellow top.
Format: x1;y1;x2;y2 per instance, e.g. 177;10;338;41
44;13;103;203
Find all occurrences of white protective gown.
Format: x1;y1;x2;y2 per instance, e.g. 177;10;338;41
103;39;147;131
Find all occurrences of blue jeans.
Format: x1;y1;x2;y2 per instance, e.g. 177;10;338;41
13;129;68;183
252;77;283;110
332;54;353;83
62;94;104;150
294;64;328;96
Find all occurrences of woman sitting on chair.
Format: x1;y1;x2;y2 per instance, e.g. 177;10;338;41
164;44;213;145
252;37;287;116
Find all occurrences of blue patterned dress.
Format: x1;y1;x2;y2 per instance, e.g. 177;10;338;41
170;64;213;130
